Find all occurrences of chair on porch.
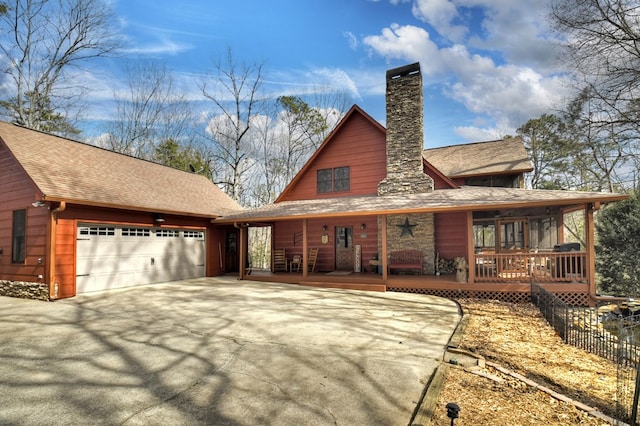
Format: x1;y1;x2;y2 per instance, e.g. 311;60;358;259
308;248;319;272
273;248;287;272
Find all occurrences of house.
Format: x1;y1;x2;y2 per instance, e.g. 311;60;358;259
0;122;243;300
213;62;627;305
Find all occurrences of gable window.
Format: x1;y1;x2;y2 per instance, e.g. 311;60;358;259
317;166;350;193
12;210;26;263
317;169;333;193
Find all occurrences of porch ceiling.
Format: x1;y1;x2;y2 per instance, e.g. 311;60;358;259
213;186;627;224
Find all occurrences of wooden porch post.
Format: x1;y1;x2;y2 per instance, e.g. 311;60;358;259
47;208;57;299
381;215;388;281
466;211;475;284
238;225;246;280
302;219;308;278
585;203;596;296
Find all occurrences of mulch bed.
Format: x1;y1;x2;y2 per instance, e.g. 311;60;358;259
430;299;618;425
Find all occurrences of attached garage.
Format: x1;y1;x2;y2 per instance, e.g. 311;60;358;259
76;224;206;294
0;121;244;299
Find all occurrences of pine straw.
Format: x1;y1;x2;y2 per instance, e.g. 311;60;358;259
430;299;618;425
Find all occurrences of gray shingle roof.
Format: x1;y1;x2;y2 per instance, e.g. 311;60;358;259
424;137;533;178
0;121;243;217
214;186;626;223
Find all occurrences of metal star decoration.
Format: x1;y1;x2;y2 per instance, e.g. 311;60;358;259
397;217;417;237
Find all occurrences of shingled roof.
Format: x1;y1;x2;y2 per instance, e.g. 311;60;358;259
424;137;533;179
214;186;627;223
0;121;243;217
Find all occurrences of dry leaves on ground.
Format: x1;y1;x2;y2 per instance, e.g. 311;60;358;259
430;299;618;426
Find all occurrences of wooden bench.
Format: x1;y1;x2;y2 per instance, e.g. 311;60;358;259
388;250;423;275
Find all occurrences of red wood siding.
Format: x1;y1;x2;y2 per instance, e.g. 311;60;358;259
0;143;48;283
273;217;379;272
435;212;468;259
424;163;457;189
55;218;76;298
280;112;387;201
207;226;228;276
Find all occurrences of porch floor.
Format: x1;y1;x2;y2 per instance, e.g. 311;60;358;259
240;269;590;304
243;270;501;291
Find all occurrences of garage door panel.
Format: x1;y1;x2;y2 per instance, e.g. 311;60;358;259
76;225;206;293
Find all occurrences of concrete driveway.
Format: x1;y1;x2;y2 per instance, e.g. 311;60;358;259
0;277;460;426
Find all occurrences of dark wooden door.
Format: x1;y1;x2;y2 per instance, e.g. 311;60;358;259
335;226;353;270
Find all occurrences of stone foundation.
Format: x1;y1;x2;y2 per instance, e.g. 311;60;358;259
380;213;435;274
0;280;50;301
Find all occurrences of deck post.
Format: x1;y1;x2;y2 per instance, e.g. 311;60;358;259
585;203;596;297
381;215;388;281
302;219;308;278
238;225;246;280
466;211;475;284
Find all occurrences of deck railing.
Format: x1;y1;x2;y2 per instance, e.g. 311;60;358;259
474;251;587;283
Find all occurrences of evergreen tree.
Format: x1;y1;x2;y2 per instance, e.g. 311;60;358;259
595;191;640;296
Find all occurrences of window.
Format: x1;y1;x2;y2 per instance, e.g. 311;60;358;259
121;228;150;237
473;222;495;250
317;169;333;193
156;229;179;237
12;210;26;263
529;217;557;250
79;227;115;236
183;231;204;239
333;167;350;192
499;219;526;251
317;166;350;193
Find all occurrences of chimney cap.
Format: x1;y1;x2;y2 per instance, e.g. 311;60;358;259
386;62;421;80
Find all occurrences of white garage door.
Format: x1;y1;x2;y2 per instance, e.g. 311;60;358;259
76;224;206;294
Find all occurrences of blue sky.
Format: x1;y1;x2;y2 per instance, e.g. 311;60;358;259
83;0;569;148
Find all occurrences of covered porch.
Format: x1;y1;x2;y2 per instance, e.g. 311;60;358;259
213;187;626;306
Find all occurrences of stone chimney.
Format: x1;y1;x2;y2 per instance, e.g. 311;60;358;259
377;62;434;196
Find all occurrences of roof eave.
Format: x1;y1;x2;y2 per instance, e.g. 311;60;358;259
212;192;629;224
42;195;224;219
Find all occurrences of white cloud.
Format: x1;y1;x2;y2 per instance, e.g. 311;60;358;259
453;125;503;142
411;0;467;42
363;24;444;75
362;0;572;141
343;31;359;50
121;39;193;56
263;67;361;101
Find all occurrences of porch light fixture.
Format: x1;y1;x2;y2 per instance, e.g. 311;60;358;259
545;207;551;216
154;214;165;223
360;223;366;230
31;200;46;208
322;225;327;232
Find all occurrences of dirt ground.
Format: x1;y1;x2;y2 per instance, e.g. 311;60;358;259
430;300;619;425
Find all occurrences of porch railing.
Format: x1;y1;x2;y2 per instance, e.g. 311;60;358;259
474;251;587;283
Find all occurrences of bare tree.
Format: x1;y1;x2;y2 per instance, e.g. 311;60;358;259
0;0;121;134
105;61;193;159
200;49;265;203
552;0;640;109
550;0;640;192
308;87;350;141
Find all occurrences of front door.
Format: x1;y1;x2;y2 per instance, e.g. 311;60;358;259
335;226;353;270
